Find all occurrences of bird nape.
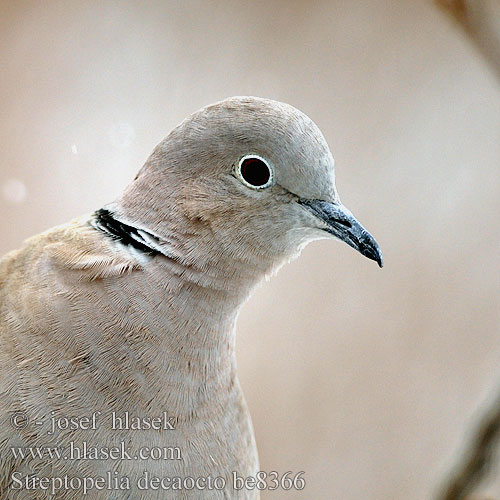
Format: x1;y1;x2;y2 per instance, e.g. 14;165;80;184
0;96;382;500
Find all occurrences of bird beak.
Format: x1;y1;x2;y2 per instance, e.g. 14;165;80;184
298;199;383;267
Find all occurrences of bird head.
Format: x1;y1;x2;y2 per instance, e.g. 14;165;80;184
115;96;382;275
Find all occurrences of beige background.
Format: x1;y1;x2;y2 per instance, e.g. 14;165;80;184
1;1;499;499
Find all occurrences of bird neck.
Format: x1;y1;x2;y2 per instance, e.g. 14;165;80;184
97;201;282;300
90;206;274;415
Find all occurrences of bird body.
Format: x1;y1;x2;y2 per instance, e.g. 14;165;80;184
0;97;382;499
0;217;258;499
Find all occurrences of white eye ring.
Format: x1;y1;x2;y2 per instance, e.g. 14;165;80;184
234;154;275;190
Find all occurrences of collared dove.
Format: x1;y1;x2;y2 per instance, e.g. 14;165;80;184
0;96;382;500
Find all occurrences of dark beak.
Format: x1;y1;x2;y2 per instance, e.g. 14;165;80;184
299;199;383;268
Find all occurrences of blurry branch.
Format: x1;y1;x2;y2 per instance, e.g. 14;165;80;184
435;393;500;500
436;0;500;79
433;1;500;498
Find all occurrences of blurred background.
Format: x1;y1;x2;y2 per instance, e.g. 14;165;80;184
1;1;499;499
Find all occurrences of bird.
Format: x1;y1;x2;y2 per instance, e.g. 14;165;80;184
0;96;382;500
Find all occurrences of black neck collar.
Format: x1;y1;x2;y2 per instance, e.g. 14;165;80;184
92;208;162;257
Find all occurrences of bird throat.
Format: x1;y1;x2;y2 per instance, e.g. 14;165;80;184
92;207;274;309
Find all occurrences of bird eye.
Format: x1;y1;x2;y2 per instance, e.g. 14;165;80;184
235;155;274;190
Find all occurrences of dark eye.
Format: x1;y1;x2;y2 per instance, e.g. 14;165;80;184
236;155;274;189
